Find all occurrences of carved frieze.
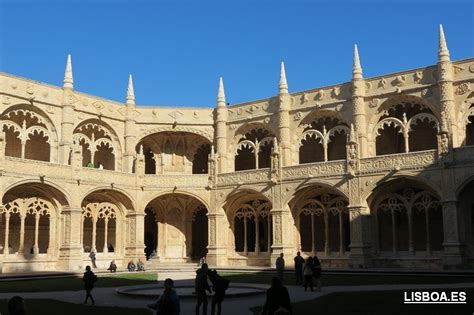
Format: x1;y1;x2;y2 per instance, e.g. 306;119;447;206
283;161;345;178
359;150;437;172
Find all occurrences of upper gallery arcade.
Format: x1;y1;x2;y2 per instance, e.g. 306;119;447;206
0;25;473;272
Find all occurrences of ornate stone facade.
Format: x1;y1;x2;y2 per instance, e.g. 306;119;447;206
1;27;474;272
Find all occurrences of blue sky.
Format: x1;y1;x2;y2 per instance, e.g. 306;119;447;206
1;0;473;107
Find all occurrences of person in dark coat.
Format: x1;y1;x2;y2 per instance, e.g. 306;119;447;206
303;257;314;291
8;296;26;315
89;250;97;268
195;263;211;315
107;260;117;273
262;277;292;315
293;252;305;285
83;265;97;305
312;255;322;291
208;269;230;315
148;278;180;315
275;253;285;283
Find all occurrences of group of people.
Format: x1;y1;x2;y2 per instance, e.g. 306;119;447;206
127;258;146;271
148;263;230;315
276;251;323;292
86;161;104;169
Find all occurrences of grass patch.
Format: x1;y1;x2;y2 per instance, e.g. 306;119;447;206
220;272;474;287
0;299;151;315
251;288;474;315
0;272;157;293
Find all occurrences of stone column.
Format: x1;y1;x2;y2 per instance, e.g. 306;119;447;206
103;218;109;253
348;206;373;268
91;217;97;252
442;200;465;268
124;104;137;173
3;213;10;256
206;211;228;266
59;88;76;164
124;212;146;261
33;214;40;254
270;207;294;264
58;207;84;271
18;214;26;254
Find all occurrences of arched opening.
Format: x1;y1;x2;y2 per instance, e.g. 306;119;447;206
458;179;474;260
192;144;211;174
299;117;348;164
81;189;132;261
234;128;274;171
370;179;443;256
290;185;350;256
1;107;55;161
74;120;120;170
1;182;66;259
144;193;208;262
465;104;474;146
224;191;273;265
137;132;211;175
375;101;438;156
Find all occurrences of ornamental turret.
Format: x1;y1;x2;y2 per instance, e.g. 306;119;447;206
59;54;76;164
124;74;137;172
277;62;291;166
351;45;368;157
215;77;228;173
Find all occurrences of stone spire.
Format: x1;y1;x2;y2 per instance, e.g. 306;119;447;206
279;61;288;94
63;54;74;89
353;44;363;80
126;74;135;105
438;24;450;62
217;77;226;106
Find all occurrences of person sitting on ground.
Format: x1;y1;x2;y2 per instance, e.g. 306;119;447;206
127;260;136;272
262;277;292;315
148;278;180;315
137;258;145;271
8;296;27;315
208;269;230;315
107;260;117;273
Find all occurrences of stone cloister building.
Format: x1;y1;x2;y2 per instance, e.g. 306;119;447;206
0;26;473;272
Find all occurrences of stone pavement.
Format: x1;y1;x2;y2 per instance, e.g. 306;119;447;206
0;271;473;315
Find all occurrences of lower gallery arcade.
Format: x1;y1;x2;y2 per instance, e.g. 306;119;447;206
1;176;473;272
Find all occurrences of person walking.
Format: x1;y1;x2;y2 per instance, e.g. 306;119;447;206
195;263;211;315
262;277;292;315
293;252;305;286
89;249;97;268
312;256;322;291
303;257;314;292
148;278;180;315
275;253;285;283
83;265;97;305
208;269;230;315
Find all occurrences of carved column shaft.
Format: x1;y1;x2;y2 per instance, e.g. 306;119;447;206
33;214;40;254
59;90;75;164
438;61;458;146
3;213;10;256
215;107;227;173
348;205;372;268
125;213;146;260
352;79;367;157
124;114;137;173
19;214;25;253
278;93;292;167
206;211;228;266
58;207;83;271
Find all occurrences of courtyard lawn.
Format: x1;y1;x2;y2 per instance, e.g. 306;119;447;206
251;288;474;315
0;272;157;293
0;299;151;315
221;272;474;287
0;271;472;293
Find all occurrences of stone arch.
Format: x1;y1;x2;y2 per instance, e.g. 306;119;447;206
296;114;350;164
223;190;273;264
1;182;68;257
289;184;350;256
368;177;443;257
144;192;209;262
372;96;439;156
462;96;474;146
136;131;212;175
1;105;59;162
73;119;122;171
80;188;132;257
231;123;275;171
